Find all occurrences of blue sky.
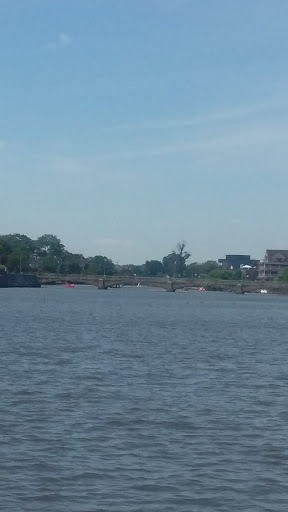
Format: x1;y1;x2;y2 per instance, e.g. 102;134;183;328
1;0;288;263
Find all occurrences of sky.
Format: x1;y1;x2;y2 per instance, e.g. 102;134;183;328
1;0;288;264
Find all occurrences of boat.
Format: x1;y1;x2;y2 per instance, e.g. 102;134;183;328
260;289;268;294
65;282;75;288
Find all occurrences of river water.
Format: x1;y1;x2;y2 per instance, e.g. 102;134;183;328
1;286;288;511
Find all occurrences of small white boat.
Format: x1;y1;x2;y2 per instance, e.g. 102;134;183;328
260;289;268;294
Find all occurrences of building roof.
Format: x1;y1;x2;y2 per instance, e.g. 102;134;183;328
225;254;250;258
266;250;288;262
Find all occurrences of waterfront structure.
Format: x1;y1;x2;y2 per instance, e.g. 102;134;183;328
218;254;258;270
258;250;288;280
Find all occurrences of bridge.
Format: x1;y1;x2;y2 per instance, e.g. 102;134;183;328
38;274;288;294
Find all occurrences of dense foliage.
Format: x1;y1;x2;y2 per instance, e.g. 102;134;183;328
0;233;234;278
277;268;288;282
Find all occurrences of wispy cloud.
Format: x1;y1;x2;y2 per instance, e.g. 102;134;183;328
10;97;288;178
42;118;288;173
112;99;288;133
89;122;288;161
43;33;72;51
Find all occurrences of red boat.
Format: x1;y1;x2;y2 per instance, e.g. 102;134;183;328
65;282;75;288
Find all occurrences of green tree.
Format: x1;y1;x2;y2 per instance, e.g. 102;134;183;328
129;265;144;276
175;242;191;277
0;234;34;272
85;255;115;275
277;268;288;282
162;252;177;277
114;264;144;276
35;234;65;257
59;252;86;274
34;234;65;274
8;251;31;273
208;269;242;280
0;239;12;266
186;260;219;278
144;260;163;277
199;260;219;275
37;255;59;273
0;234;34;253
163;242;190;277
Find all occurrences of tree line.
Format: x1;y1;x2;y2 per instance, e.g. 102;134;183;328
0;233;246;280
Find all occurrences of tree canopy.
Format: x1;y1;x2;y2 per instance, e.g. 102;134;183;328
207;269;242;280
85;256;115;276
277;268;288;282
0;233;249;281
144;260;164;277
36;234;64;258
162;242;191;278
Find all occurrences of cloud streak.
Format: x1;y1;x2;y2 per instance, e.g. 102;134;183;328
91;122;288;161
42;118;288;175
111;99;288;133
6;99;288;178
43;33;72;51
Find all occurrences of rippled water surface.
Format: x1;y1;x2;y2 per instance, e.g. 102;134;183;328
1;286;288;511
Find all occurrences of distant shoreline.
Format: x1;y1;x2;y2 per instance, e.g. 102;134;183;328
1;273;288;295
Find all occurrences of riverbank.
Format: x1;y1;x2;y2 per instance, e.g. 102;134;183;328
1;272;288;294
0;274;41;288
